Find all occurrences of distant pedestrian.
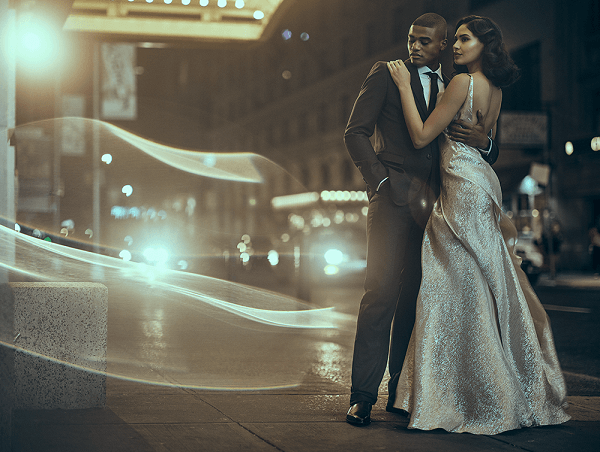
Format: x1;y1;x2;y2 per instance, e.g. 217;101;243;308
542;221;563;279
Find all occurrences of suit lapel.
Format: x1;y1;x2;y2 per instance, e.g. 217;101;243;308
405;61;428;122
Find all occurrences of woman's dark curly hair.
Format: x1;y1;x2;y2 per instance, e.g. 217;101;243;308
453;15;520;88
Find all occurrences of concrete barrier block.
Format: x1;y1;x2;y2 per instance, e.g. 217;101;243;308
9;282;108;409
0;283;15;450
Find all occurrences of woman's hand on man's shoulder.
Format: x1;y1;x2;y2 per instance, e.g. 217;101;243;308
386;60;411;91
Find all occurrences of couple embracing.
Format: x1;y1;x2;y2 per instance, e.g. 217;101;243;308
344;13;570;434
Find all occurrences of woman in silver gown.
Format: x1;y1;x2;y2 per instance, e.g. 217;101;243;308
386;16;570;434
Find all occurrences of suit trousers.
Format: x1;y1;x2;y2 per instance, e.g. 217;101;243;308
350;183;429;405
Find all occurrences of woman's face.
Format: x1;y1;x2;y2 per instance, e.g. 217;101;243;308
453;24;484;67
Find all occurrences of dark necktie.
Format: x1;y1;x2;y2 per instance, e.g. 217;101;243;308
426;72;439;116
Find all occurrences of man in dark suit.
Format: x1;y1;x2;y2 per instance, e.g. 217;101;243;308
344;13;499;426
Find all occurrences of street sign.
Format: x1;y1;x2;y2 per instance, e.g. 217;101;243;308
499;112;548;147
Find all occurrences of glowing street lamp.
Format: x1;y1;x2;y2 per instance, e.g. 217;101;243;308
565;141;574;155
15;12;62;72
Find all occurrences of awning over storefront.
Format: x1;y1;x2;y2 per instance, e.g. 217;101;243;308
62;0;295;43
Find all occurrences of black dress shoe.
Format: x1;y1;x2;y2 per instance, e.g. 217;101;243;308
346;402;372;426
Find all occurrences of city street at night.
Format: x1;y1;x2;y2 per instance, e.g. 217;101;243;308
2;0;600;451
8;273;600;451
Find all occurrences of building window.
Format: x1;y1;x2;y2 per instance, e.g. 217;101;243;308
581;0;600;74
502;42;541;111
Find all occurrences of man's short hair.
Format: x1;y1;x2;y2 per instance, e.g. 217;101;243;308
412;13;447;40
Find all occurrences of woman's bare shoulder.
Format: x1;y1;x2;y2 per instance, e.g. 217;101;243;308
444;73;471;100
448;73;472;88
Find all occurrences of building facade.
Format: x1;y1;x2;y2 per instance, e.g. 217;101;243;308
15;0;600;272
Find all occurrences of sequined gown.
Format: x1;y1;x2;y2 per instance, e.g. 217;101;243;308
392;75;570;434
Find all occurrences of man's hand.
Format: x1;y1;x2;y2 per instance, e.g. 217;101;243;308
447;109;490;149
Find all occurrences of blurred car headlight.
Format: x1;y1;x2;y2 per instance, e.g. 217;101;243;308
119;249;132;262
324;248;344;265
143;247;169;265
267;250;279;266
324;265;339;275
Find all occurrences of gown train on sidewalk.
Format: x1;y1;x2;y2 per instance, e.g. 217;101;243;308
393;75;570;434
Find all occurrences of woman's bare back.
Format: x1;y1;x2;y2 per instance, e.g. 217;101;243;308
471;72;502;137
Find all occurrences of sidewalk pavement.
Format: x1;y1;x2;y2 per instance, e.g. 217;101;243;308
8;272;600;452
9;369;600;451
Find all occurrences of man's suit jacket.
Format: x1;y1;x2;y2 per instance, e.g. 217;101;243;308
344;61;498;206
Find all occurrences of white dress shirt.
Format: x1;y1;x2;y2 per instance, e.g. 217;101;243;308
418;65;444;109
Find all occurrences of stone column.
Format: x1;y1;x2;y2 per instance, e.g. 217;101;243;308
0;0;16;284
0;2;16;448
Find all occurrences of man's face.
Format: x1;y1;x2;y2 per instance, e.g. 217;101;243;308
407;25;447;70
